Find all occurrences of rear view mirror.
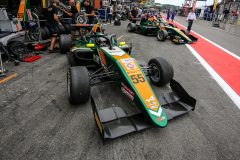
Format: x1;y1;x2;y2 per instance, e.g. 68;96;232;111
86;43;95;48
118;42;126;46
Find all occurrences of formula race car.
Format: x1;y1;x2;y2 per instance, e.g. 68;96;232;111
127;16;198;44
61;30;196;141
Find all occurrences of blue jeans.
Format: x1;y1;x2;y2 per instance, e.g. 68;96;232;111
108;14;112;23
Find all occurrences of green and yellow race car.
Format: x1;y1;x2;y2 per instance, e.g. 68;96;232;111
59;24;196;141
127;16;198;44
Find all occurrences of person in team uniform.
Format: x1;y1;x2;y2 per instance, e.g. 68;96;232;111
61;0;79;24
130;6;138;23
48;0;61;53
82;0;95;24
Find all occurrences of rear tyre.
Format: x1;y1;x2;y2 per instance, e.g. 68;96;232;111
40;27;48;40
63;23;71;34
114;20;121;26
58;25;66;34
67;66;90;105
42;26;50;39
157;30;168;41
28;28;40;41
127;23;135;32
59;34;72;54
148;57;174;86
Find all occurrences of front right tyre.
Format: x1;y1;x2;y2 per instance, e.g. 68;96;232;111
148;57;174;86
157;29;168;41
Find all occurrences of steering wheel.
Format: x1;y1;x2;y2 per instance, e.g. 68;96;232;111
93;35;113;49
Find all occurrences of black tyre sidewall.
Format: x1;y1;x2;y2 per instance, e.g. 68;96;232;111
59;34;72;54
148;57;174;86
157;30;167;41
42;26;50;39
63;23;71;34
127;23;133;32
40;27;47;40
68;66;90;105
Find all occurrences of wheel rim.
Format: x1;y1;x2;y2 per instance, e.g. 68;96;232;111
67;70;71;98
76;15;85;24
157;31;163;40
29;29;39;41
127;24;131;31
150;63;161;82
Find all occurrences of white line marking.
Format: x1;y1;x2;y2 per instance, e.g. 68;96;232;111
175;21;240;60
186;44;240;109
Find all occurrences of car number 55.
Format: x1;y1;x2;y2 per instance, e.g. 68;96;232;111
130;74;145;84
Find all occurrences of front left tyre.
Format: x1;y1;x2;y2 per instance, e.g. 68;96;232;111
67;66;90;105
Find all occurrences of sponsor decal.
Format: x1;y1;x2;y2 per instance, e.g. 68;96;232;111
118;57;160;112
125;62;137;70
146;95;158;110
99;50;107;65
121;82;135;100
157;116;165;122
94;112;103;134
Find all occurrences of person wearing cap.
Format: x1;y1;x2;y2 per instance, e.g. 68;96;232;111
48;0;61;53
82;0;95;24
61;0;79;24
186;9;196;32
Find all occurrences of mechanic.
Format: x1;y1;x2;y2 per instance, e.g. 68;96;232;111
130;6;138;23
82;0;95;24
141;10;149;21
61;0;79;24
48;0;61;53
186;9;196;32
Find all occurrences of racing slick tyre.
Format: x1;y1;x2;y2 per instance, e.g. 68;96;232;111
57;25;66;34
63;23;71;34
67;66;90;104
28;28;39;41
42;26;50;39
59;34;72;54
148;57;174;86
157;30;168;41
114;20;121;26
127;23;135;32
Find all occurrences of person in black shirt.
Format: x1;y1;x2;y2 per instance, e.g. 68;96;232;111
130;6;138;23
222;8;230;22
82;0;95;24
61;0;79;24
48;0;61;53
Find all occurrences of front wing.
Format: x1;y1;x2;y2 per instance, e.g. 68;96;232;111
91;79;196;141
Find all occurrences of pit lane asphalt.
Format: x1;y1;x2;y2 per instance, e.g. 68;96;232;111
0;20;239;160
